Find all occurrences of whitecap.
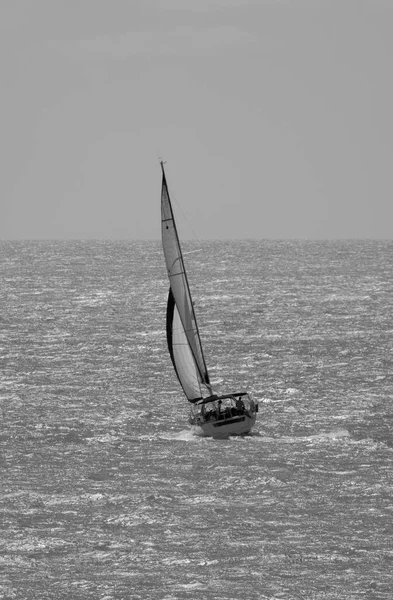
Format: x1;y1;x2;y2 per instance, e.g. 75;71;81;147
326;428;351;439
284;388;299;395
177;582;206;590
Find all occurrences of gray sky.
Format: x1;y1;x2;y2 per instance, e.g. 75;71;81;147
1;0;392;240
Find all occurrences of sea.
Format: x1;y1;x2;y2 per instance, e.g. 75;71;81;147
0;239;392;600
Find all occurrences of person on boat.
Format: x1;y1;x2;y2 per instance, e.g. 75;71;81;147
226;401;233;419
215;400;222;420
236;397;244;412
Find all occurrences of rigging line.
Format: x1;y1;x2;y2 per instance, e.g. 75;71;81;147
165;179;200;242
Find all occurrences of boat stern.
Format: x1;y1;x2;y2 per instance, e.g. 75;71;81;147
188;392;258;438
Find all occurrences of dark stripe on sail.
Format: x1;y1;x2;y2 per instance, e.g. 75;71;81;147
166;288;177;378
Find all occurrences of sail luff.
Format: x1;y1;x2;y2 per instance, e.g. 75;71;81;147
161;162;211;392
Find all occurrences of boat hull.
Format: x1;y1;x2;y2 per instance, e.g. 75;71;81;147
190;413;257;439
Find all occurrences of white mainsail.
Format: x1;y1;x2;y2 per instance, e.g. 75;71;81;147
161;162;211;402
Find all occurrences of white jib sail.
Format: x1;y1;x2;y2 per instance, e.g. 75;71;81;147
161;164;210;394
167;291;202;400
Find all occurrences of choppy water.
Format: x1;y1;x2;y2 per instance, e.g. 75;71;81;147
1;239;393;599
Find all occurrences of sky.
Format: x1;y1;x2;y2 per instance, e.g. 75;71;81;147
1;0;392;240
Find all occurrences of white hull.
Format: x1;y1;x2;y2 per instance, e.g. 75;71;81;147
190;413;257;439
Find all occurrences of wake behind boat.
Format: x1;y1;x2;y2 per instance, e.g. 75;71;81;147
160;161;258;438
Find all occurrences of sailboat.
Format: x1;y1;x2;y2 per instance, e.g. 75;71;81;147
160;161;258;438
